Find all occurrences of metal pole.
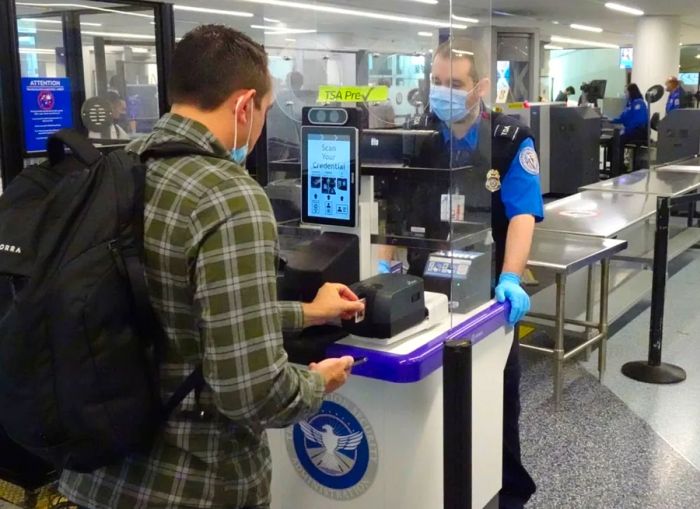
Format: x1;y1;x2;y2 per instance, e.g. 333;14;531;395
443;339;472;509
553;273;566;409
621;196;686;383
153;1;175;116
62;11;87;134
598;259;610;380
583;265;594;361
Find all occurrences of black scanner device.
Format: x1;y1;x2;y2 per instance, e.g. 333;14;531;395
342;274;426;339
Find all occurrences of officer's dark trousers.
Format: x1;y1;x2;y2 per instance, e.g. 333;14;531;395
499;336;536;509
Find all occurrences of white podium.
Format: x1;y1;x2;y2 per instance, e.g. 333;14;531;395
269;301;513;509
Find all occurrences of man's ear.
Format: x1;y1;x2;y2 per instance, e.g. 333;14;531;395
476;78;491;98
229;89;257;122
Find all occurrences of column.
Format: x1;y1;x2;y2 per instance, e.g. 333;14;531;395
633;16;681;121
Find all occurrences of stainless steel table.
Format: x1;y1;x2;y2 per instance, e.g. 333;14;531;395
536;190;657;238
580;169;700;197
524;231;628;408
658;155;700;172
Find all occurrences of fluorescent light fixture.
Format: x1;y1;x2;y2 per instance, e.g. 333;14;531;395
263;17;281;23
552;20;560;25
452;49;474;56
82;30;155;40
17;2;153;19
570;23;603;33
412;0;438;4
696;54;700;59
551;35;619;49
130;47;150;54
418;31;433;37
19;47;55;55
544;44;563;50
252;24;316;34
604;2;644;16
233;0;466;29
19;18;102;26
174;5;253;17
285;38;296;42
452;14;478;23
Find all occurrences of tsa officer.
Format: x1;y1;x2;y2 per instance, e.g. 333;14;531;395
380;37;543;509
665;76;686;114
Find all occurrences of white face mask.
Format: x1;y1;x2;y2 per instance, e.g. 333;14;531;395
231;95;254;165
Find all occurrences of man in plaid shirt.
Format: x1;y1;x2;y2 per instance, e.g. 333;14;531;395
60;25;364;509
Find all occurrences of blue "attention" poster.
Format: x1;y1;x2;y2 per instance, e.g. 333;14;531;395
21;77;73;152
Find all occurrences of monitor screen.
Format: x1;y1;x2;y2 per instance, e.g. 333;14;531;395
301;126;357;227
620;48;633;69
679;72;700;86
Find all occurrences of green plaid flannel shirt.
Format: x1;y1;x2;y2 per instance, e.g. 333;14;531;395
59;113;325;508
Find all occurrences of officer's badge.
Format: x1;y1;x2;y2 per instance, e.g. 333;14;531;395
485;169;501;192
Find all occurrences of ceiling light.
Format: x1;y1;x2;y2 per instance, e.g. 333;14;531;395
604;2;644;16
130;47;150;54
418;31;433;37
551;35;619;49
82;30;155;40
544;44;563;50
17;2;153;19
18;18;102;26
552;21;560;25
412;0;438;4
174;5;253;17
19;47;55;55
452;14;478;23
696;54;700;59
452;49;474;56
570;23;603;33
285;38;296;42
263;17;281;23
252;24;316;34
233;0;466;29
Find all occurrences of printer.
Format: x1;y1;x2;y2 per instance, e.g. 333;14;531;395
342;274;448;343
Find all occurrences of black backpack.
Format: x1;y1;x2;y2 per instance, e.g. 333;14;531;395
0;130;209;473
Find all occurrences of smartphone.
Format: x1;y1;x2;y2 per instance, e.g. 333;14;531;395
352;356;368;367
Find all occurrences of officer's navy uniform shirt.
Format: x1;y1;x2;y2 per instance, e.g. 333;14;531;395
666;87;684;113
438;117;544;223
613;97;648;136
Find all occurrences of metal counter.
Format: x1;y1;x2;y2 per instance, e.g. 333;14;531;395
536;191;657;238
657;155;700;173
525;231;628;407
580;169;700;198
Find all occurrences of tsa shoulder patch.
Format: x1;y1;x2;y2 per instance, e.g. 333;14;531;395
494;123;520;141
519;146;540;175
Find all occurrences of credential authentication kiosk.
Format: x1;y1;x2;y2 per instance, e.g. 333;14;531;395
268;107;514;509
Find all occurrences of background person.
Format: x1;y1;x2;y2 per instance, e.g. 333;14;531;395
555;85;575;102
60;25;364;509
665;76;687;114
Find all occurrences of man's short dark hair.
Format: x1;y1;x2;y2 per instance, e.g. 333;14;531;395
566;86;576;95
106;91;124;107
169;25;270;110
434;38;481;83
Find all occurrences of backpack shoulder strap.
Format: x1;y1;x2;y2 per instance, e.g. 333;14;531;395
47;129;102;167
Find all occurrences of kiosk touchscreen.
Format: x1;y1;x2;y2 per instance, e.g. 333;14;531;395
301;125;358;228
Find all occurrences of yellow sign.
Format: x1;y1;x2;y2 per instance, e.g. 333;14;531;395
317;85;389;103
507;102;527;109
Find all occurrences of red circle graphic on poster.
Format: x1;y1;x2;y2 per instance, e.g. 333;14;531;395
37;90;55;110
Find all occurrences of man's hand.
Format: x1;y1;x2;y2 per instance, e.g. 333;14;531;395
302;283;365;327
309;356;354;393
495;272;531;325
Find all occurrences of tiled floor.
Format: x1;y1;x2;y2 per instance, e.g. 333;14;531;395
520;251;700;508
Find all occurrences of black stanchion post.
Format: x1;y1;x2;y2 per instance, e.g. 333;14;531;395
443;340;472;509
622;196;686;383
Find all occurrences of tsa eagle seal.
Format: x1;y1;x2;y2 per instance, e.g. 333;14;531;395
286;393;378;500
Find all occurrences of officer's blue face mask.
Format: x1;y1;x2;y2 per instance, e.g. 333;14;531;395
429;85;470;123
231;96;254;165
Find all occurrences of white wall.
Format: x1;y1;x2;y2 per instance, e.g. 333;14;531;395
547;48;628;102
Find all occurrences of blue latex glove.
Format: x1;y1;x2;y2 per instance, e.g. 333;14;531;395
495;272;530;325
378;260;391;274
